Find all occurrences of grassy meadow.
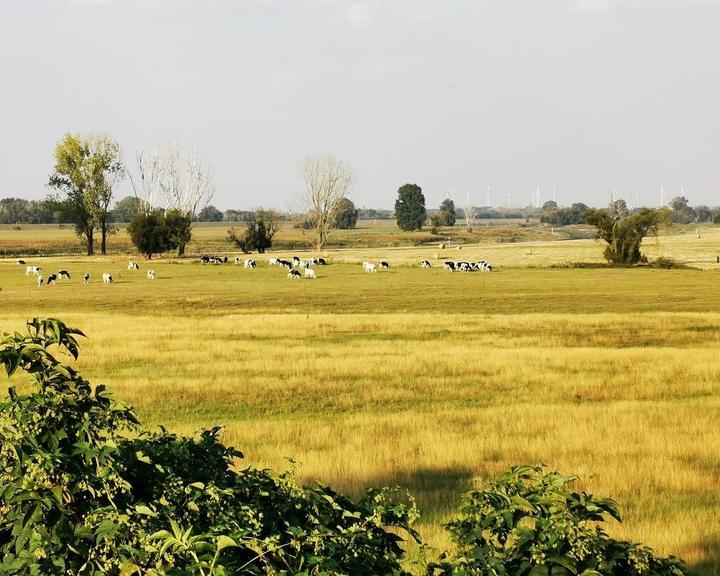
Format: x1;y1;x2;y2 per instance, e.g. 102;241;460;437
1;224;720;574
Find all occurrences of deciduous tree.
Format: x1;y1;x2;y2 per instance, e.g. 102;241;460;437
584;202;669;264
395;184;426;231
333;197;359;229
227;209;278;253
437;198;456;226
127;210;169;259
297;154;354;250
48;133;124;255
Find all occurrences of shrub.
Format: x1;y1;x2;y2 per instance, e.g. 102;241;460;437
427;466;686;576
128;210;170;258
227;209;278;253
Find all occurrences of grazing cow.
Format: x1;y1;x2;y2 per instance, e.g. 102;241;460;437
223;256;228;263
380;261;390;269
58;270;71;280
201;255;211;264
128;261;140;270
102;272;113;284
318;257;327;265
147;269;155;280
234;257;243;264
288;269;301;279
458;262;471;272
26;266;41;276
420;260;431;268
483;263;493;272
304;268;316;279
364;263;377;273
47;274;57;286
268;257;278;266
16;259;25;265
444;262;456;272
278;259;292;270
37;275;43;288
244;259;256;269
83;273;90;284
308;257;318;265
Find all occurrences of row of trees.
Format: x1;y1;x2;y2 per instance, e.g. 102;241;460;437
44;134;215;256
11;135;720;257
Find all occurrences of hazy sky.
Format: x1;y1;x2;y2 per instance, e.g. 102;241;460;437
2;0;719;210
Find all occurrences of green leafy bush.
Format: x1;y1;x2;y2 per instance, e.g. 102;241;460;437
0;319;419;575
427;466;685;576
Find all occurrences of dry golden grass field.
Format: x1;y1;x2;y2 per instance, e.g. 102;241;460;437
1;223;720;574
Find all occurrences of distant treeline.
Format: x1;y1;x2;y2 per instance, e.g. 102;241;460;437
2;195;719;226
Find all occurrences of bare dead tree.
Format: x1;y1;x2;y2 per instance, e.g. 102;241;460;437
463;203;476;230
298;154;353;250
130;145;214;257
129;150;163;214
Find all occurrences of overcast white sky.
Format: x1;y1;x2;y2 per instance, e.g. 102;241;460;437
1;0;719;209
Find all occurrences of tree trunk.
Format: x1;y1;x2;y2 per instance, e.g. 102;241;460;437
177;242;186;257
100;223;107;256
86;228;94;256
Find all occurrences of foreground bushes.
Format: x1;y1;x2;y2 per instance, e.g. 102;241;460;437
0;319;687;575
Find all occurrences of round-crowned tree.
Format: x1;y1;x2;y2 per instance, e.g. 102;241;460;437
333;197;359;229
395;184;427;231
127;210;169;259
437;198;456;226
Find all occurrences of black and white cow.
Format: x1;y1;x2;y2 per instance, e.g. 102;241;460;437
46;273;58;286
58;270;71;280
444;261;456;272
288;269;302;279
420;260;432;268
380;261;390;269
128;261;140;270
83;273;90;284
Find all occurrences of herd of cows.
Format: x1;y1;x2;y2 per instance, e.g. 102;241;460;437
17;259;155;287
10;253;494;289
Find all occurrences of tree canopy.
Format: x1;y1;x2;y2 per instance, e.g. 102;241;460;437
333;197;359;229
669;196;696;224
112;195;142;223
127;210;170;259
584;202;670;264
198;205;224;222
48;133;124;255
395;184;427;231
297;154;354;249
436;198;456;226
227;209;278;253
